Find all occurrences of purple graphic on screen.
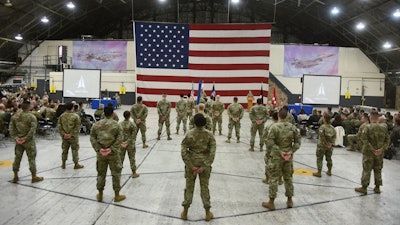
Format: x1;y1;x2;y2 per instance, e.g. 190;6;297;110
283;45;339;78
73;41;127;71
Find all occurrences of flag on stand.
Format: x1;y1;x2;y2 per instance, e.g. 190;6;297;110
272;87;277;106
190;82;195;100
196;80;202;105
135;21;271;107
211;84;216;101
260;84;264;104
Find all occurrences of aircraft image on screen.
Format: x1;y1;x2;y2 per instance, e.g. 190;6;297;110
291;54;334;69
78;52;123;63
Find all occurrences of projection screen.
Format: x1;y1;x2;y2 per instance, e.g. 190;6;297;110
302;74;341;105
63;69;101;98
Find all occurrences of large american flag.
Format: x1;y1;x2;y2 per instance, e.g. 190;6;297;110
134;21;271;107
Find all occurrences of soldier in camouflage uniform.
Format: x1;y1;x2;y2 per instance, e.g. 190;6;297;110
90;107;126;202
101;103;119;121
312;114;336;177
58;102;84;169
211;95;224;135
44;103;57;123
175;94;187;134
157;93;172;140
186;94;195;121
225;97;244;143
249;98;269;152
189;103;213;131
119;111;139;178
204;98;213;117
181;113;216;221
10;101;43;183
355;111;390;195
94;104;104;120
347;113;369;151
262;111;279;184
130;96;149;148
262;108;301;210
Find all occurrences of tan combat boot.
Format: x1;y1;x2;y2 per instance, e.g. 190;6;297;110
157;135;161;140
262;177;269;184
326;168;332;176
143;143;149;148
313;169;322;177
181;207;188;220
219;131;222;136
31;173;44;183
114;191;126;202
61;160;66;169
205;210;214;221
260;144;264;152
96;191;103;202
278;176;283;185
249;145;254;152
167;136;172;140
355;186;367;195
261;198;275;210
131;172;140;178
12;171;19;183
175;130;179;135
287;197;293;208
374;185;381;194
236;138;240;143
225;139;231;143
74;163;84;169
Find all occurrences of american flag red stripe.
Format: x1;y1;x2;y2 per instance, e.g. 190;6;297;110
135;22;271;107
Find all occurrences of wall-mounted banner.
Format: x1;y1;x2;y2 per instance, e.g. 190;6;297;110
73;41;127;71
284;45;339;78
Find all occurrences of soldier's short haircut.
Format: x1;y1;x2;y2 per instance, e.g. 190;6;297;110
370;111;379;119
257;98;262;104
123;111;130;119
278;108;288;119
395;118;400;126
233;97;238;102
272;111;278;121
65;102;74;111
180;93;184;98
323;113;332;124
198;103;205;111
137;96;143;102
282;105;289;111
104;107;113;117
362;113;369;123
194;113;206;127
21;101;30;110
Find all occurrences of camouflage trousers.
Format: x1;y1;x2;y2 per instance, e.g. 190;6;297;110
347;134;358;151
96;152;123;192
176;114;187;132
82;117;92;131
158;117;171;136
268;158;294;198
119;145;137;173
316;145;333;170
250;123;264;147
135;122;147;144
212;115;222;133
361;155;384;187
13;139;37;173
227;119;241;139
264;155;270;180
186;112;193;122
182;165;212;210
62;137;80;163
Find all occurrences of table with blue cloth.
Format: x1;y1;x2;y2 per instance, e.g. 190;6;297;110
288;104;313;115
91;99;117;109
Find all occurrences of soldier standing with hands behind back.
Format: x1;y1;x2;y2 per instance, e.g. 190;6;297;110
263;108;301;210
313;113;336;177
130;96;149;148
90;107;126;202
175;93;187;134
181;113;216;221
225;97;244;143
249;98;269;152
10;101;43;183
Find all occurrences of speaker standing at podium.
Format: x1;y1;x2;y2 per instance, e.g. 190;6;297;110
247;91;254;112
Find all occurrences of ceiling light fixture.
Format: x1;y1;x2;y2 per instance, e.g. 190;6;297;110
41;16;49;23
67;2;75;9
393;9;400;18
232;0;240;3
4;0;12;7
383;41;392;49
159;0;166;2
15;34;23;40
356;22;365;30
331;7;339;15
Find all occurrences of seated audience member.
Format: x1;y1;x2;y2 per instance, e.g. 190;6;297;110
307;109;321;126
297;108;308;122
391;119;400;147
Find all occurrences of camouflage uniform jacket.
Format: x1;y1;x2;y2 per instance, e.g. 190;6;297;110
186;99;195;113
157;100;171;116
250;104;269;124
176;99;187;114
181;127;216;168
227;103;244;119
119;119;137;145
266;120;301;159
130;103;148;122
318;123;336;147
211;101;224;117
360;122;390;157
58;111;81;137
90;118;123;153
9;111;37;142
